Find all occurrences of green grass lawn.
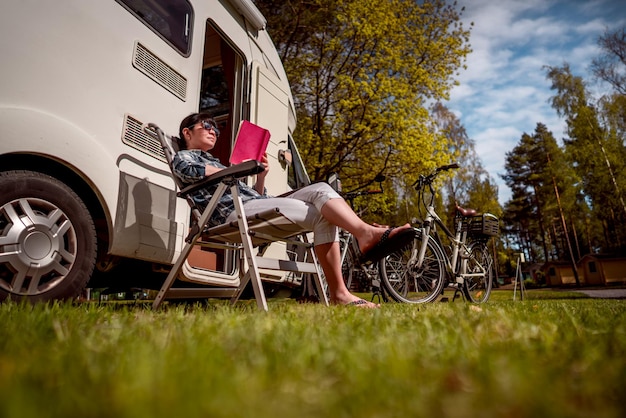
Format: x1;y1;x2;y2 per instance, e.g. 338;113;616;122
1;289;625;418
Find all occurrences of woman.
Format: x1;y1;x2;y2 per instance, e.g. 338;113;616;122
172;112;415;308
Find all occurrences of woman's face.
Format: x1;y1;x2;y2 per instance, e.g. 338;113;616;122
183;120;219;151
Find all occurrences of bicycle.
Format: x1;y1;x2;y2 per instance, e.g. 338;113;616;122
379;163;498;304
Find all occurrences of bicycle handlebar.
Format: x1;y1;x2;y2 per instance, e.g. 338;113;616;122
412;162;460;190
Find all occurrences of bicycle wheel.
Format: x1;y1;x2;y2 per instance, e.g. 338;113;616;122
462;241;494;303
379;229;445;303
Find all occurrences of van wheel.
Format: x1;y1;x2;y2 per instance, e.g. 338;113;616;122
0;170;96;302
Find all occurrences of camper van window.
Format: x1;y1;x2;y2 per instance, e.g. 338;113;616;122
200;66;230;116
287;135;311;190
116;0;193;56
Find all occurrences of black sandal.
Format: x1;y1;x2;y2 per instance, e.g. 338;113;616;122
357;227;416;264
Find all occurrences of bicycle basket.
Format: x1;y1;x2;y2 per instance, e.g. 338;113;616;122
466;213;499;237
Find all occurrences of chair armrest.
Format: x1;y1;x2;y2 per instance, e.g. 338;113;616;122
179;160;265;196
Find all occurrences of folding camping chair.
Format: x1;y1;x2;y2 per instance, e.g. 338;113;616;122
143;123;328;311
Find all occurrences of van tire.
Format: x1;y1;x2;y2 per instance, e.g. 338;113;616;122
0;170;97;302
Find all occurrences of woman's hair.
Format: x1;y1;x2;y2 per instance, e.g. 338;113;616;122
178;112;214;150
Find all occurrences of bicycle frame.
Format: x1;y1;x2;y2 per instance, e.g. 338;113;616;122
417;205;488;287
410;168;489;289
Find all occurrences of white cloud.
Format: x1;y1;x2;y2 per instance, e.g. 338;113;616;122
445;0;625;204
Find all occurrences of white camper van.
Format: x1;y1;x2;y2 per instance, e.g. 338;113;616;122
0;0;311;302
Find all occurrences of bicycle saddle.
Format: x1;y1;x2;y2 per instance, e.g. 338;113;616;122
455;204;478;217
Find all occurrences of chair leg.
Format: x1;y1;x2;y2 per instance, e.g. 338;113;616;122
152;239;195;309
152;183;228;309
230;263;251;305
231;185;268;311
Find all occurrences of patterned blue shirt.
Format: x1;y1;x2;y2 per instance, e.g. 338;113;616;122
172;149;267;226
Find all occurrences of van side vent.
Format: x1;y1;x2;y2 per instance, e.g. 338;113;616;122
133;42;187;101
122;114;166;162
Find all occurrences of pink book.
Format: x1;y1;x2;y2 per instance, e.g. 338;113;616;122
229;120;271;165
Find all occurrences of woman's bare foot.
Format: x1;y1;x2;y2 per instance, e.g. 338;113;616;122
344;298;380;308
332;297;380;308
331;291;380;308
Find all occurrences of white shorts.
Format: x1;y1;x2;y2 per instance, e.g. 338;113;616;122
225;182;342;246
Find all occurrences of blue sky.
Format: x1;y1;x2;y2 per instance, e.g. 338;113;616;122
446;0;626;205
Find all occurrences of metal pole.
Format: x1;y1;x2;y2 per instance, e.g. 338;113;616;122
513;253;525;301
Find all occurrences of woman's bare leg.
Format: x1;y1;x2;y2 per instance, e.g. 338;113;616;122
320;198;410;254
314;242;379;308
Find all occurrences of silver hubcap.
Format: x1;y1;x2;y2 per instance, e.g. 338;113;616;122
0;198;77;295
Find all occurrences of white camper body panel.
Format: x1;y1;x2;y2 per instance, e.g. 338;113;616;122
0;0;304;297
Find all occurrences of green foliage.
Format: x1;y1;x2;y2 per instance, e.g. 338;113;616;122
1;298;625;418
545;64;626;253
500;27;626;262
503;123;586;263
255;0;472;221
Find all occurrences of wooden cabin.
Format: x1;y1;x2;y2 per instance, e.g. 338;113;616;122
578;254;626;286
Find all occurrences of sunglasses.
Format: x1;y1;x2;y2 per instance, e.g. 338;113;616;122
189;120;220;136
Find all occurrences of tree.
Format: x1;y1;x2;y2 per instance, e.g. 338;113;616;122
255;0;472;221
503;129;550;262
502;123;583;263
545;64;626;253
591;26;626;233
591;26;626;95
